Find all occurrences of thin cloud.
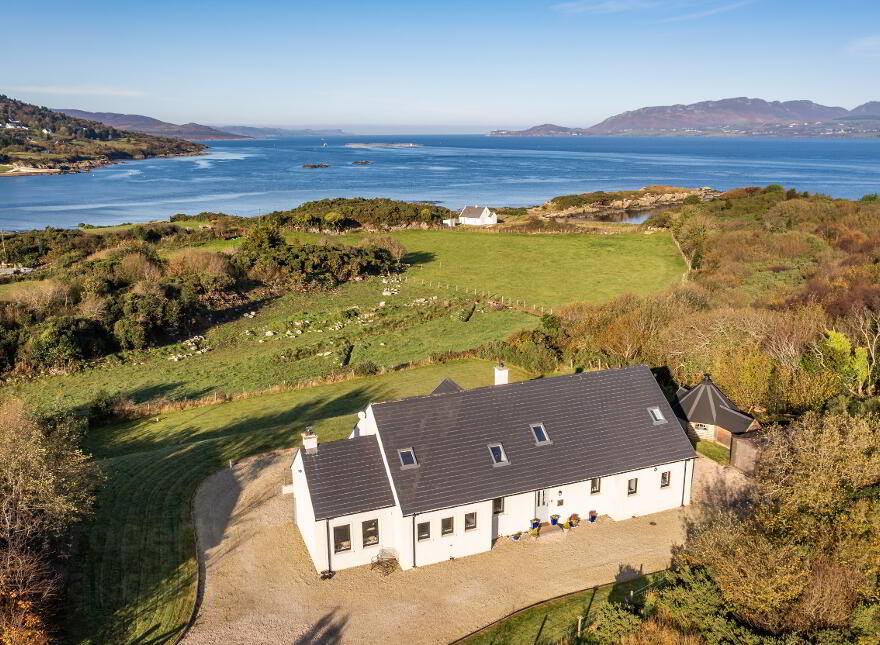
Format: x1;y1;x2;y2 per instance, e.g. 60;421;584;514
553;0;668;14
659;0;757;22
8;85;144;97
846;35;880;58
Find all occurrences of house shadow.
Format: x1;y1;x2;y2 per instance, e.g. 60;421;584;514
292;608;349;645
608;563;646;605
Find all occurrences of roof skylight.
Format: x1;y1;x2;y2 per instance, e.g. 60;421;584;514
488;443;509;466
398;447;418;469
530;423;551;445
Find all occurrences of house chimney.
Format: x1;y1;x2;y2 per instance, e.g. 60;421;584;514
302;427;318;454
494;361;509;386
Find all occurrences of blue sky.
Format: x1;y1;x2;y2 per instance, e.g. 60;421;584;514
2;0;879;133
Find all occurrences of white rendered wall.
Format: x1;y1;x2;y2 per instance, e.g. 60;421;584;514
410;499;493;568
325;506;396;571
291;450;323;571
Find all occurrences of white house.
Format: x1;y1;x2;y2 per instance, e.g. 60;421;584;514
291;364;696;574
444;205;498;227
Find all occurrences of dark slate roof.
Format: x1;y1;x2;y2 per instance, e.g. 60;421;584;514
300;434;395;520
371;365;695;516
675;375;756;435
431;378;463;395
459;205;489;218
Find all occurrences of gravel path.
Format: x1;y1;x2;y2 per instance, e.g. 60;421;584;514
185;452;734;644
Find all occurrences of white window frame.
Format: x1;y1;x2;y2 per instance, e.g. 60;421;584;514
464;512;477;531
488;443;509;466
492;497;504;514
660;470;671;488
627;478;639;496
441;516;454;536
362;518;379;547
530;423;551;445
648;407;667;424
333;524;351;553
398;447;418;469
590;477;601;494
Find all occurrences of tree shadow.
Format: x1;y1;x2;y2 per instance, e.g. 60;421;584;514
608;563;646;605
403;250;436;266
292;608;349;644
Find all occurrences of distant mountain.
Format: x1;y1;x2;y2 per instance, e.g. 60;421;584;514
491;97;880;138
218;125;351;138
56;109;249;140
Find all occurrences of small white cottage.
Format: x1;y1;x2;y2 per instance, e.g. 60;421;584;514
444;205;497;227
291;364;696;574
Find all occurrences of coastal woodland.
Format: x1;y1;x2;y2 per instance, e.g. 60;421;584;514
0;96;203;172
1;189;879;642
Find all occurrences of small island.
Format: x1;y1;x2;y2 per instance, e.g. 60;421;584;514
344;143;422;149
302;163;331;168
351;160;372;165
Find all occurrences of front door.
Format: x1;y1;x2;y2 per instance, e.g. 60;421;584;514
535;489;550;523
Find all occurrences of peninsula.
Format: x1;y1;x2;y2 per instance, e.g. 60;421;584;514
1;95;204;176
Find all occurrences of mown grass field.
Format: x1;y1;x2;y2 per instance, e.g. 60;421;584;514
460;572;663;645
66;360;530;644
204;228;686;309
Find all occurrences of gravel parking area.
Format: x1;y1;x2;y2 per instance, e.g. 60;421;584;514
185;453;734;644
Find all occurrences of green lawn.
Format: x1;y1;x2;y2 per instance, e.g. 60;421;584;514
696;440;730;464
0;164;13;172
66;360;530;644
459;572;663;645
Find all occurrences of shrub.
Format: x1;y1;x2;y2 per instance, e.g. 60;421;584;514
357;235;408;261
167;249;234;277
117;252;163;283
353;360;379;376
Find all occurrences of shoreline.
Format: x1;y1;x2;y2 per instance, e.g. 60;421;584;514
0;149;204;178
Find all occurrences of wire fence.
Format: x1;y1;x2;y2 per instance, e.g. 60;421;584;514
402;275;554;317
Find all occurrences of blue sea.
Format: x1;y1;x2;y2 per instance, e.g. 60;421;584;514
1;135;879;230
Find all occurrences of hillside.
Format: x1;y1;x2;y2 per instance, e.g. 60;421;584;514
57;108;249;140
219;125;350;137
491;97;880;137
0;95;204;174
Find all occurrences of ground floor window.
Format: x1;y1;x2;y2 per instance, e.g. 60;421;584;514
333;524;351;553
441;517;454;535
464;512;477;531
627;478;638;496
660;471;671;488
590;478;601;494
492;497;504;514
362;519;379;546
417;521;430;540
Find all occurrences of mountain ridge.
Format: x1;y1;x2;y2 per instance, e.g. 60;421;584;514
491;97;880;137
56;109;250;140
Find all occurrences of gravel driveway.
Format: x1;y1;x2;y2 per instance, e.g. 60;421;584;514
184;452;735;644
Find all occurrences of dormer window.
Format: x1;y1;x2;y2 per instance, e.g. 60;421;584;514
488;443;508;466
648;407;666;424
530;423;551;445
398;448;418;469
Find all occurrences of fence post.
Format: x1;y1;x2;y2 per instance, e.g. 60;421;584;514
577;616;583;637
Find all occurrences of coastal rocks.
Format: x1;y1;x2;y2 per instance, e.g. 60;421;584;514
302;163;331;168
352;160;372;165
538;186;719;219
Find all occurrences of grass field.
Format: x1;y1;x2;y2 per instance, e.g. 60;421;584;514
66;360;530;644
14;280;536;413
459;572;663;645
0;164;12;172
696;440;730;464
201;228;686;310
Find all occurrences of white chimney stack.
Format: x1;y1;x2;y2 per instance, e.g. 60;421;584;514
302;427;318;454
494;361;509;386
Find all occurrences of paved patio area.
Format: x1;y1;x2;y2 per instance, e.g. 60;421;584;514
184;453;737;644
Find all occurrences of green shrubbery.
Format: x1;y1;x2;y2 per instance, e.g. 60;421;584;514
263;197;455;230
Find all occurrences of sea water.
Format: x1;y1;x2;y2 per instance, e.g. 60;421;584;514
1;135;879;230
